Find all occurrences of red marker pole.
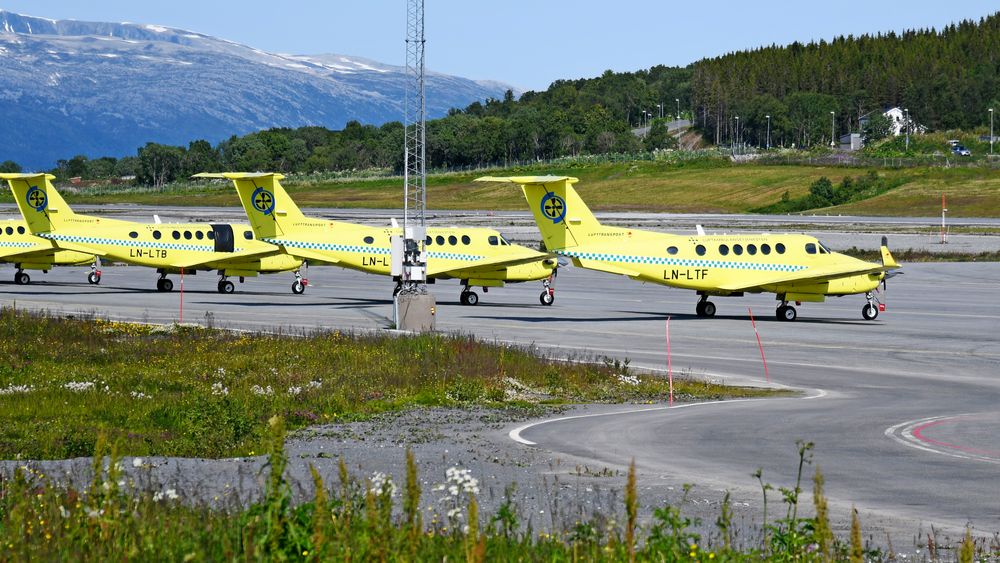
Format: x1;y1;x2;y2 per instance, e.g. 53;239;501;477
748;308;769;383
179;268;184;324
666;316;674;406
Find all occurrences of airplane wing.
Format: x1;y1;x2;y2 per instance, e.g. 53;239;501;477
0;243;52;259
168;246;284;269
573;258;641;277
262;240;341;266
35;236;109;257
426;250;553;276
716;263;895;292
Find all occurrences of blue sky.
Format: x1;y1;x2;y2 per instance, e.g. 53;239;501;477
3;1;998;91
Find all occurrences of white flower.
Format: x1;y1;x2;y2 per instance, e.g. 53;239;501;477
152;491;164;502
211;382;229;396
132;458;143;468
287;386;302;396
307;380;322;390
62;381;95;392
59;505;70;519
447;507;462;519
130;391;151;399
165;488;179;500
0;384;34;395
368;472;397;497
250;384;273;396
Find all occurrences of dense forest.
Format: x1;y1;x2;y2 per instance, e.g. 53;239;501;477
4;12;996;185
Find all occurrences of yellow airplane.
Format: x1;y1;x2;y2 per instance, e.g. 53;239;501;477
476;175;902;321
0;215;95;285
194;172;559;305
3;173;304;293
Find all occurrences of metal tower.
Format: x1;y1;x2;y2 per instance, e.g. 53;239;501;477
403;0;426;231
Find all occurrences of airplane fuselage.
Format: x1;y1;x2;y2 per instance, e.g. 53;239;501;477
0;218;93;269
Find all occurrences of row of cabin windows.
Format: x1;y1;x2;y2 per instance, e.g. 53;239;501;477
359;234;508;247
128;230;254;241
2;226;27;235
687;242;795;257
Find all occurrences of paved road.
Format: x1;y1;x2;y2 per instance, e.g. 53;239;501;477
2;256;999;536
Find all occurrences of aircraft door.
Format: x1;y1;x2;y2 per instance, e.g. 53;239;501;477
211;224;235;253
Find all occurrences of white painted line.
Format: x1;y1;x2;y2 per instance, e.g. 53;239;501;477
509;387;827;446
884;413;1000;465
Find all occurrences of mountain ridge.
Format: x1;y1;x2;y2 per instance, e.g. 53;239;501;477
0;10;515;168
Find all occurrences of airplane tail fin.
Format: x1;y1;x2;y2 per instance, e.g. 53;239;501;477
194;173;306;239
0;173;77;233
474;176;602;251
880;236;900;269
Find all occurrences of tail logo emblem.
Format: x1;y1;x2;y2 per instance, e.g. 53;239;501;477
26;186;47;212
251;188;275;215
540;192;566;224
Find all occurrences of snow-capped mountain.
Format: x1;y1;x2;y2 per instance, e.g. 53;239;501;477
0;10;516;168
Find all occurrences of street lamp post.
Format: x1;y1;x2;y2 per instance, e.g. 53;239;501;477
990;108;994;155
766;114;771;150
657;103;662;119
675;98;680;120
734;116;740;154
903;108;909;152
830;111;835;147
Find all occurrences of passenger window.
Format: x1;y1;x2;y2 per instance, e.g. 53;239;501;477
695;244;706;256
733;244;743;255
461;235;471;245
196;231;204;240
425;236;432;246
718;244;729;256
776;243;785;254
184;231;192;240
207;231;215;240
805;243;817;254
436;235;445;245
4;227;11;235
153;230;161;240
17;226;24;234
448;235;457;245
244;231;253;240
363;236;374;244
747;244;757;255
666;246;678;255
488;235;499;246
129;231;138;239
761;244;771;255
172;230;180;240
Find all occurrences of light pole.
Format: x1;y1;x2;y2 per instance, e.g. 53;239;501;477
734;115;739;154
766;114;771;150
657;103;662;119
903;108;909;151
990;108;994;155
830;111;835;147
675;98;680;120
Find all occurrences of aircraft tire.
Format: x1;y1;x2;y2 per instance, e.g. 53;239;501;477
87;272;101;285
862;304;879;320
14;272;30;285
460;291;479;306
702;301;717;317
291;280;305;294
157;278;174;292
539;291;554;306
777;305;797;322
219;280;235;294
695;301;706;317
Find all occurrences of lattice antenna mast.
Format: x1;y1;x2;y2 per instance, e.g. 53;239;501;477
403;0;426;230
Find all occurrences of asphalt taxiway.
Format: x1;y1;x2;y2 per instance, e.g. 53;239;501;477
2;256;999;537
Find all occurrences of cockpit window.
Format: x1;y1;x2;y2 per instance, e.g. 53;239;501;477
488;235;499;246
499;234;510;246
805;243;817;255
818;241;831;254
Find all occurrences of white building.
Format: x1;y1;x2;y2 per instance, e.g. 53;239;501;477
860;107;927;137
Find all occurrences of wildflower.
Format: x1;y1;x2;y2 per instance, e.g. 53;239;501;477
307;380;322;390
132;458;143;468
0;384;34;395
369;472;397;497
62;381;94;392
130;391;151;399
166;488;179;500
211;382;229;396
287;386;302;396
59;506;70;519
250;384;273;396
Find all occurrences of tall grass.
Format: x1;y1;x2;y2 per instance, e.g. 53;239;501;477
6;420;981;561
0;308;771;459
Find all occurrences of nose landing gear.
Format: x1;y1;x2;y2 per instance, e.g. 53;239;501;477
87;259;102;285
291;270;308;294
539;271;556;306
862;291;880;320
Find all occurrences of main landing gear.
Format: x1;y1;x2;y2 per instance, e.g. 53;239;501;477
156;272;173;292
776;301;797;322
14;268;30;285
460;288;481;306
695;295;716;317
217;275;235;294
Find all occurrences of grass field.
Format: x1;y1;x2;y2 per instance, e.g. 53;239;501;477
9;159;998;217
0;308;775;460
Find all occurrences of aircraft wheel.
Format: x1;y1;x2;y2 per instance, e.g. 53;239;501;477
539;291;554;306
460;291;479;306
14;272;30;285
291;280;306;294
157;278;174;292
87;272;101;285
218;280;235;294
695;301;706;317
701;301;717;317
862;304;879;320
777;305;797;322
